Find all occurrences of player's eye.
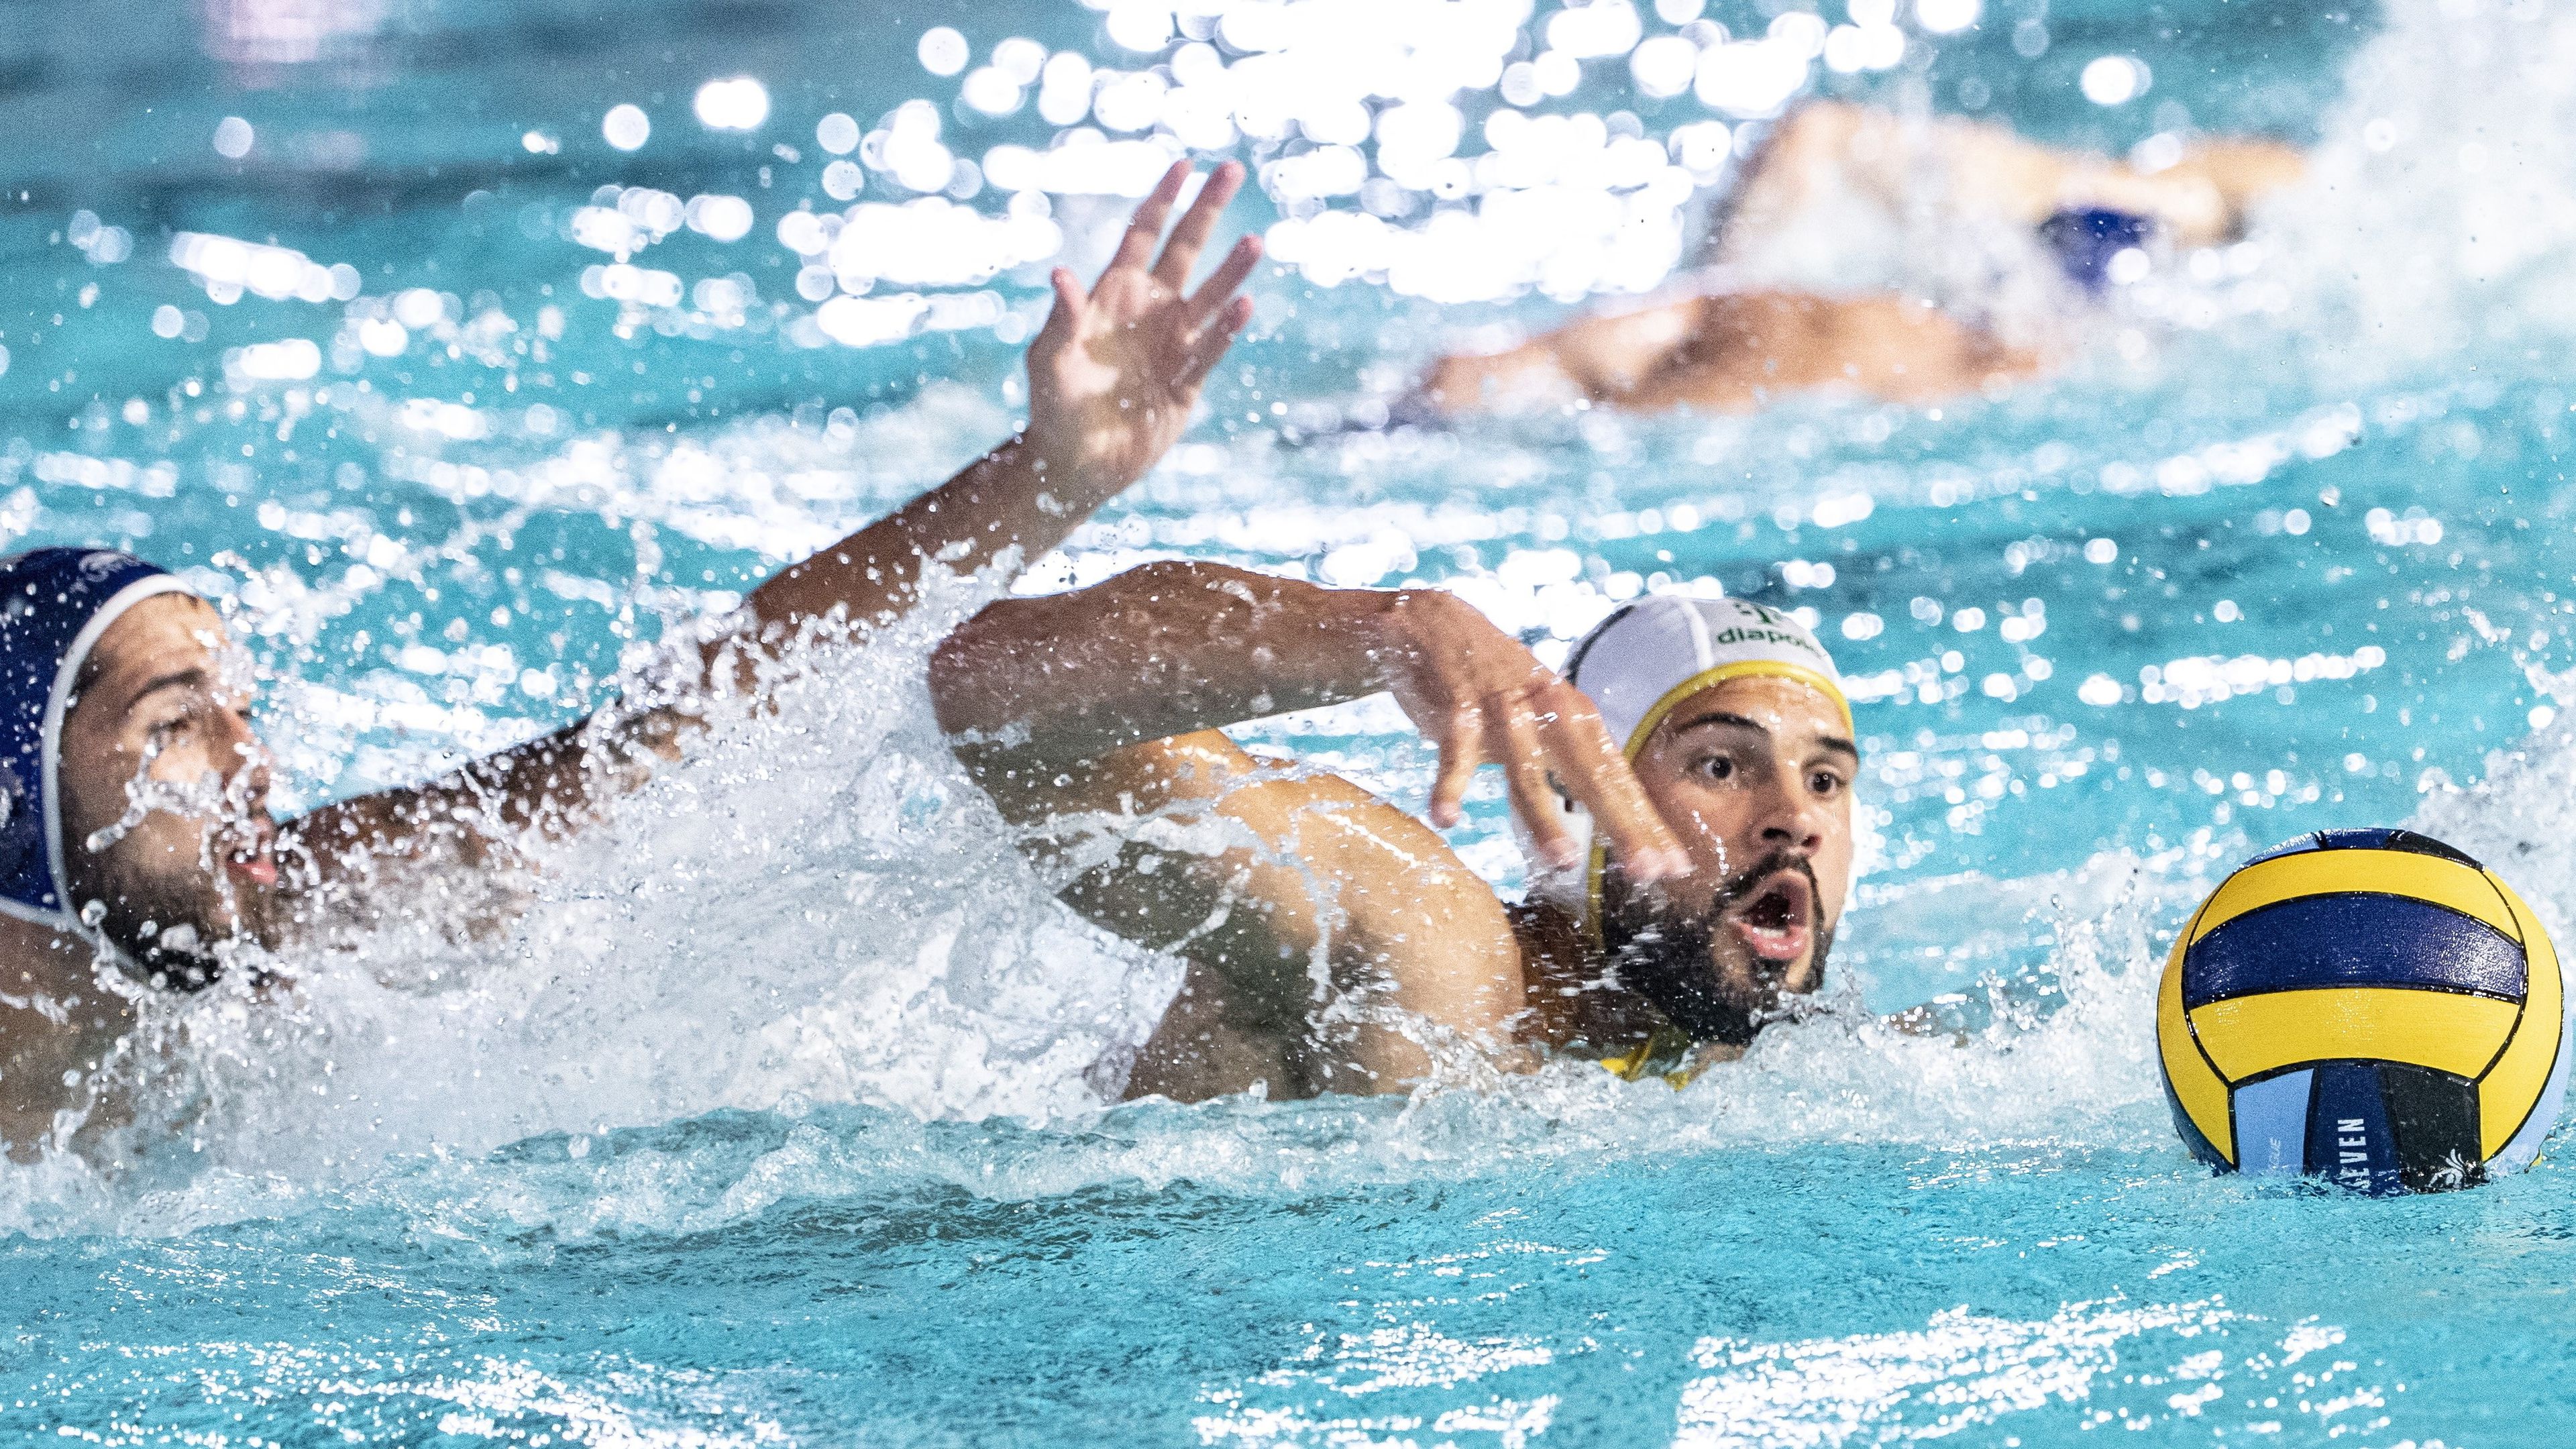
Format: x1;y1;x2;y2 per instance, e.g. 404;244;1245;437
147;702;202;744
1697;755;1736;782
1809;769;1844;796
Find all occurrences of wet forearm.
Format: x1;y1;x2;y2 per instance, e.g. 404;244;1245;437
928;561;1409;757
281;708;675;883
745;435;1125;645
307;435;1140;867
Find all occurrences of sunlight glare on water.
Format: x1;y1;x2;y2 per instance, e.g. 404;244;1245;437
9;0;2576;1441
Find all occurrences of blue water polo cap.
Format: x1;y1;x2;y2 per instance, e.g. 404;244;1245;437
0;547;197;939
2039;206;2155;294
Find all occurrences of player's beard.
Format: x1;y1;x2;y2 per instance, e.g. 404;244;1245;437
1603;850;1834;1046
68;821;261;991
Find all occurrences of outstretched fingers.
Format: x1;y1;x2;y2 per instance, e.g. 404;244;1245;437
1036;266;1087;343
1493;699;1584;871
1152;160;1245;290
1184;234;1263;330
1427;704;1485;828
1175;294;1254;390
1547;706;1687;881
1411;680;1682;881
1106;162;1192;280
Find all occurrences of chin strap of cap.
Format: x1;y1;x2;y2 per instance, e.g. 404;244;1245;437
1596;1021;1705;1085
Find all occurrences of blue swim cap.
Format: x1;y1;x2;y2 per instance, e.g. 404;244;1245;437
0;548;197;943
2039;206;2155;294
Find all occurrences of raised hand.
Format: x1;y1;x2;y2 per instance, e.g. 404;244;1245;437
1368;590;1691;882
1024;160;1261;494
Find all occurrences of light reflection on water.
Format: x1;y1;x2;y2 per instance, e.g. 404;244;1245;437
1670;1297;2247;1447
11;0;2576;1442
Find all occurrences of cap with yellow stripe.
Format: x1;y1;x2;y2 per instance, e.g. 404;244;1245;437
2157;827;2570;1194
1566;594;1853;758
1527;594;1854;927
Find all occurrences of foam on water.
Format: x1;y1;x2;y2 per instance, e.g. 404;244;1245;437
19;0;2576;1440
2285;0;2576;369
8;654;2202;1241
34;576;1142;1199
0;379;2227;1232
0;621;2395;1224
0;324;2314;1240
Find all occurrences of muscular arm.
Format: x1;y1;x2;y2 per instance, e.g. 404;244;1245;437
928;563;1686;1100
1420;290;2038;417
1021;733;1527;1100
930;560;1686;875
282;164;1260;885
930;561;1409;759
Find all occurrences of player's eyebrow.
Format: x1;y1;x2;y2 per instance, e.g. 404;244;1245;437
1670;709;1765;736
1671;710;1858;761
127;667;209;708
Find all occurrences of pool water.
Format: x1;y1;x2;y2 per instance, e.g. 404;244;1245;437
11;0;2576;1442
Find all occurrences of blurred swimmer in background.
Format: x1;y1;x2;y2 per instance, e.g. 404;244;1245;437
0;164;1261;1158
1412;100;2306;416
935;570;1855;1097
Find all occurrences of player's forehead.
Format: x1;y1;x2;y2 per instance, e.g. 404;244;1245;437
84;595;231;698
1645;674;1851;752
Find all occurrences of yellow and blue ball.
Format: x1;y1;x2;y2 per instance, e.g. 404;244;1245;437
2159;828;2570;1193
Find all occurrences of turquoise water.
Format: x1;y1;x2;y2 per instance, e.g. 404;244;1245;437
13;0;2576;1442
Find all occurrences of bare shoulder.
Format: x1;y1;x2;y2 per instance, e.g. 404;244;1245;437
0;936;137;1161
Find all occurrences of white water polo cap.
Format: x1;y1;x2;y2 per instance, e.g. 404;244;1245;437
1564;594;1853;758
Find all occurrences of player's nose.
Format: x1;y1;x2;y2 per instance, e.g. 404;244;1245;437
1748;769;1826;855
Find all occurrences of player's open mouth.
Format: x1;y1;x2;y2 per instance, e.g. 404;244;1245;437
1725;869;1813;963
223;825;277;886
